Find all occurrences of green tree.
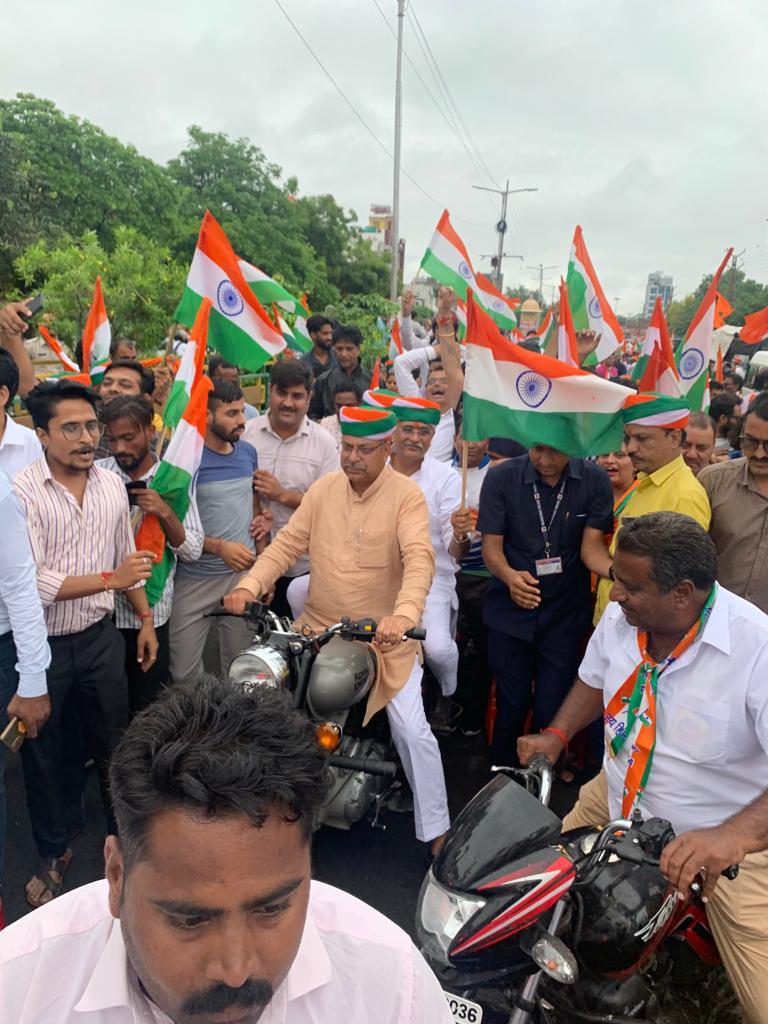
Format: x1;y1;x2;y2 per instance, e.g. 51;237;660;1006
14;227;186;354
667;266;768;338
322;293;398;365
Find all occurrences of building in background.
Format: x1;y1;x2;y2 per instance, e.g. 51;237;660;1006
643;271;674;319
361;204;405;278
411;276;438;309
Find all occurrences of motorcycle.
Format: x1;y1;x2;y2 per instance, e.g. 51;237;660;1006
218;602;425;830
416;756;739;1024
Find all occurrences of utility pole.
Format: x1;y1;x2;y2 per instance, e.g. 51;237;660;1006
727;249;746;302
389;0;405;301
526;263;557;304
473;181;538;289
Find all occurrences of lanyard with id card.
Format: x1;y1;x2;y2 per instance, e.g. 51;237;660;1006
532;479;566;577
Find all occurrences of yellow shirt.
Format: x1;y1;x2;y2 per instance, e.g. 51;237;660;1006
594;455;711;622
238;464;435;720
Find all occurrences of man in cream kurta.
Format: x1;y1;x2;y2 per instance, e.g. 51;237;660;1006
226;405;450;850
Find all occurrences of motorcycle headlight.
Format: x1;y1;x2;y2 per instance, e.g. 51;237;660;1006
228;648;289;690
416;870;486;965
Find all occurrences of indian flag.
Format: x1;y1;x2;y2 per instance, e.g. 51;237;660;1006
676;247;732;411
456;297;467;340
391;318;404;355
82;275;111;382
239;260;301;313
292;294;313;354
38;325;80;373
163;298;210;430
566;226;623;362
475;272;519;332
533;307;554;352
175;211;286;371
632;298;680;396
135;375;213;606
557;279;580;367
462;291;627;457
273;304;311;355
420;209;479;299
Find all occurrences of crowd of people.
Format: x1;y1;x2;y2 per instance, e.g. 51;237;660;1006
0;288;767;1023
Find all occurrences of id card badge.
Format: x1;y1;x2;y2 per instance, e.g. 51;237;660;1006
535;557;563;577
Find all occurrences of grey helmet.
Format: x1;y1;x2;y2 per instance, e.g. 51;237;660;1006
307;636;377;717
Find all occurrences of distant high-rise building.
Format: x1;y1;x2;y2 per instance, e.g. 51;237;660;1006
361;204;404;276
643;271;674;319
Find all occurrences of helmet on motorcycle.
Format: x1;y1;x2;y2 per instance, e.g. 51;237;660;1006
307;637;377;717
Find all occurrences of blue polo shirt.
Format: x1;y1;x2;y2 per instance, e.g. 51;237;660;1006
477;454;612;642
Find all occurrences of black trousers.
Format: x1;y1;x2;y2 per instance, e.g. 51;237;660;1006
120;621;170;716
20;617;128;858
455;573;492;732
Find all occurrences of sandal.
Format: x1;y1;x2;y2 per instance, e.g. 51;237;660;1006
25;849;73;909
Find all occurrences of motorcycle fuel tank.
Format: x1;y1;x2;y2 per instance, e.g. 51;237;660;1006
306;636;377;717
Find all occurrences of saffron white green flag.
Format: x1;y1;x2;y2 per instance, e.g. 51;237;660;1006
462;291;627;457
566;226;623;362
81;275;111;383
475;272;519;332
631;298;681;396
163;298;210;430
135;376;212;606
239;260;301;313
676;247;733;411
420;209;480;299
175;211;286;371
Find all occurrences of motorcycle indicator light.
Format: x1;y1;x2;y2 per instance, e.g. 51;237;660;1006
417;871;486;964
316;722;343;751
531;935;578;985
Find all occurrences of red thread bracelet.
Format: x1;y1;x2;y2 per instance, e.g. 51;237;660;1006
541;726;569;749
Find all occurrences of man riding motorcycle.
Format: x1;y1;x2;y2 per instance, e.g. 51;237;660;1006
519;511;768;1024
224;405;451;856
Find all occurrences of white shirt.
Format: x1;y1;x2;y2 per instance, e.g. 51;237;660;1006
411;454;461;593
580;585;768;834
0;468;50;696
0;878;453;1024
0;413;42;479
392;349;456;462
242;414;340;577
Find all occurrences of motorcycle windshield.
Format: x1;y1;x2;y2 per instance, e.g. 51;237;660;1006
434;773;563;891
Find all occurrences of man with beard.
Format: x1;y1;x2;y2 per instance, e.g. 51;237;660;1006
98;396;204;713
308;326;371;420
0;678;452;1023
299;313;337;381
12;380;158;907
169;382;258;685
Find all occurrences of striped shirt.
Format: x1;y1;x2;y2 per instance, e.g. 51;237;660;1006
96;456;204;628
13;456;140;636
699;457;768;614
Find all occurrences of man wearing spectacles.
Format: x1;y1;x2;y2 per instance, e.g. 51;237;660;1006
698;391;768;614
11;380;158;909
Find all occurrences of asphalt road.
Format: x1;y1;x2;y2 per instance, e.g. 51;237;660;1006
4;722;584;933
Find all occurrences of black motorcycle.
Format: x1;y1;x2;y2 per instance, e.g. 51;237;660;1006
416;756;738;1024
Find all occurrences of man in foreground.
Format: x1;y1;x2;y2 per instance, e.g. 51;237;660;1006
225;406;449;854
0;677;453;1023
519;513;768;1023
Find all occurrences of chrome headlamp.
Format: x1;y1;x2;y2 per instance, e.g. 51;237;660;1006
228;648;289;690
416;870;486;965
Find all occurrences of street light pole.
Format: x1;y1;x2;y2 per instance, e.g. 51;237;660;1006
526;263;557;304
473;182;538;289
389;0;405;301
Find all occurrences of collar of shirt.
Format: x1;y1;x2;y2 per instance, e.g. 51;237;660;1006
636;453;687;489
73;900;333;1019
1;414;33;449
256;413;311;442
347;462;394;505
96;454;159;483
737;456;767;496
521;457;581;485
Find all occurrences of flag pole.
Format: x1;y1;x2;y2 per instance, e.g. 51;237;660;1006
460;437;469;510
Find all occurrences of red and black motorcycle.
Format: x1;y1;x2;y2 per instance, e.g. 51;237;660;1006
416;757;738;1024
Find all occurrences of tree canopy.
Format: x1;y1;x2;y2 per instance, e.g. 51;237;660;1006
667;266;768;338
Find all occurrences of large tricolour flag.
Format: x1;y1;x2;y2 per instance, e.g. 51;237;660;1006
135;375;213;606
676;247;733;410
420;209;479;299
566;226;623;362
462;291;627;457
163;298;210;430
632;298;680;396
740;305;768;344
475;273;519;332
239;260;301;314
81;275;111;378
175;211;286;371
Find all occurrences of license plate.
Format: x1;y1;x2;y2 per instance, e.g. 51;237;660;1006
445;991;483;1023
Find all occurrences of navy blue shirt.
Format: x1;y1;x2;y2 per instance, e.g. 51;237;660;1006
477;454;612;641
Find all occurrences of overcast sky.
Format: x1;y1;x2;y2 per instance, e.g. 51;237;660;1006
3;0;767;312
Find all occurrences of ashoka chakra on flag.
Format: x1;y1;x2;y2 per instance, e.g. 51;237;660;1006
458;260;473;280
678;348;705;380
516;371;552;408
217;279;245;318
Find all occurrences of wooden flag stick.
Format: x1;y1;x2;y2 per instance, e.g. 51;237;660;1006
460;437;469;510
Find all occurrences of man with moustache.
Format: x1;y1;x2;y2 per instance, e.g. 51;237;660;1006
13;380;158;907
98;396;204;713
682;412;717;476
242;361;338;619
0;679;452;1023
169;382;259;685
299;313;337;380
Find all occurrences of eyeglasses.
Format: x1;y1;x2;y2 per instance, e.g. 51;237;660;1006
58;420;104;441
398;425;434;439
740;434;768;455
341;440;386;458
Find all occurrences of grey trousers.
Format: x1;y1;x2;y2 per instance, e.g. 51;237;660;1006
169;572;254;686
